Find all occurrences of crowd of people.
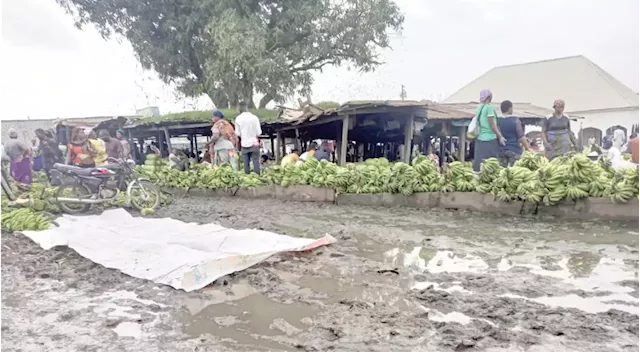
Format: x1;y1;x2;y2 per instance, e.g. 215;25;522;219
471;89;640;171
1;127;134;188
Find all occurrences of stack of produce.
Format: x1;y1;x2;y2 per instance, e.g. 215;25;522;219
606;166;639;203
388;162;420;196
280;164;306;187
475;158;502;194
260;165;284;185
1;208;51;231
300;157;338;188
491;166;536;202
143;154;168;171
565;154;602;200
514;151;548;171
336;158;391;194
412;155;442;192
444;161;475;192
240;172;265;188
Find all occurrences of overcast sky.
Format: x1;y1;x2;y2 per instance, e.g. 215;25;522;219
1;0;638;120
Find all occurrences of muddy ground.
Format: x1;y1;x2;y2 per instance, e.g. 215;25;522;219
2;195;639;351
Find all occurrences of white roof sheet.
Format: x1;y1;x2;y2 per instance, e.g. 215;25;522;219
443;55;639;113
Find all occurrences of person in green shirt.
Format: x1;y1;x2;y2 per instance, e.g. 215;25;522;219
473;89;506;172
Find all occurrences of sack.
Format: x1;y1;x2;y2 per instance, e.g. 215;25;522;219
466;105;486;140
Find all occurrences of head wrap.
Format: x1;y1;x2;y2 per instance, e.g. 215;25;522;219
479;89;492;103
212;110;224;119
8;128;18;138
553;99;565;108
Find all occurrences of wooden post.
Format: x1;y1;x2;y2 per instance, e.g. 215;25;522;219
339;115;351;166
276;131;285;162
458;126;467;161
189;134;195;155
294;129;301;151
439;136;446;166
163;127;172;154
270;134;276;159
403;115;414;163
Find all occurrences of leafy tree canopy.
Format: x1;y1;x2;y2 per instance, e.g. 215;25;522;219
56;0;404;109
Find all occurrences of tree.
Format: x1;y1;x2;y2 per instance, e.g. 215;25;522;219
56;0;404;109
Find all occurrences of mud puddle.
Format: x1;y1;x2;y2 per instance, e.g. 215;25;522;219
2;196;639;351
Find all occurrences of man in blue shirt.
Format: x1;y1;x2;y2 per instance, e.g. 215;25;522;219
497;100;531;167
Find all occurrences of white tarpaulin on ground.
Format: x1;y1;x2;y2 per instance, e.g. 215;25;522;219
20;209;337;292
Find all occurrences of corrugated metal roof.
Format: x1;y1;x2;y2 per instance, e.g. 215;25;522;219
444;55;639;113
268;100;428;127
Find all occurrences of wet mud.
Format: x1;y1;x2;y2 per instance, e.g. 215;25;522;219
2;195;638;351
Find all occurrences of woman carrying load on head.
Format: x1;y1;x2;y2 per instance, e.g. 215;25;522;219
542;99;577;160
206;110;239;169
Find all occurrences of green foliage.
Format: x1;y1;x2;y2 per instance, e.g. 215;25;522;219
134;108;278;125
57;0;404;108
316;101;341;110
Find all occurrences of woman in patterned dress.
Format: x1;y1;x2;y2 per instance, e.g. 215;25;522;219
542;99;577;160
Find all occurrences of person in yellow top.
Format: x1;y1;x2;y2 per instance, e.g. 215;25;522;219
280;149;300;166
87;130;107;165
296;142;317;166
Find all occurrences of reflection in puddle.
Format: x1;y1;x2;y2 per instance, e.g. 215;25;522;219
113;322;142;338
180;290;315;349
499;256;636;294
385;248;489;274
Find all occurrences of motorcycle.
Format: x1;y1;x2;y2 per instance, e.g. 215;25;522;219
50;158;160;214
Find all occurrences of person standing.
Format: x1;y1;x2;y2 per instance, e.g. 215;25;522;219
628;134;639;164
116;129;132;160
473;89;506;172
67;128;96;167
31;138;43;171
206;110;239;169
234;101;262;174
35;129;62;178
99;130;124;161
542;99;577;161
5;128;32;185
497;100;530;167
88;130;107;165
314;141;330;161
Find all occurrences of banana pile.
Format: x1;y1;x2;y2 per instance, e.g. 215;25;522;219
606;166;639;203
514;151;548;171
475;158;502;194
388;162;420;196
491;166;536;202
1;208;51;231
133;153;638;206
300;157;338;188
445;161;476;192
412;155;442;193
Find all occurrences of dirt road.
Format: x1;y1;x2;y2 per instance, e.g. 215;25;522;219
2;195;638;351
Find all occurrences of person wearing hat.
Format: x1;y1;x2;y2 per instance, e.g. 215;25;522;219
116;129;131;160
5;128;33;185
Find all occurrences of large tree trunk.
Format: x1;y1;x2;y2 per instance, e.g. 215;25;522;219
259;94;274;109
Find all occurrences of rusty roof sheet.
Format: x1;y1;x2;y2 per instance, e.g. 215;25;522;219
268;100;429;128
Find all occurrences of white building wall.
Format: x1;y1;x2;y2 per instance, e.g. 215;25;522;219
572;108;639;136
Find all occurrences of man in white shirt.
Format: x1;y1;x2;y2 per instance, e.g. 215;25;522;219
234;101;262;174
